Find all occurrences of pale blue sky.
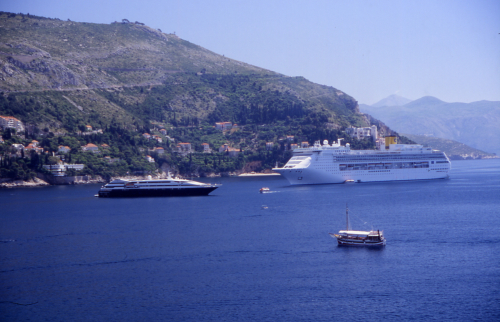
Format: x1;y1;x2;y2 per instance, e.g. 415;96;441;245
2;0;499;105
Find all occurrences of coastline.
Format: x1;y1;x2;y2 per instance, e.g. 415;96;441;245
0;177;50;188
0;175;105;189
0;172;223;188
0;171;280;188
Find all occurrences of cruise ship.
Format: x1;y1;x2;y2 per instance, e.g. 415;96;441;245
273;138;450;185
97;176;219;197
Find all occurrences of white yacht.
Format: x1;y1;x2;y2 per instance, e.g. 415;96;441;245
98;175;219;197
273;138;450;185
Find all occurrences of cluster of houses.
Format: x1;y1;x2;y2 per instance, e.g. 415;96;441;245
2;115;391;174
265;136;309;151
173;142;241;157
175;142;213;155
10;140;43;157
142;133;163;143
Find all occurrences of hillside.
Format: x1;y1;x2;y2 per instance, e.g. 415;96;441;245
1;12;403;182
360;96;500;155
401;134;498;160
0;12;369;132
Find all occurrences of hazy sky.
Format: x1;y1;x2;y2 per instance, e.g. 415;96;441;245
2;0;499;105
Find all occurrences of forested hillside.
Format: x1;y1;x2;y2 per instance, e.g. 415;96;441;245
0;12;401;181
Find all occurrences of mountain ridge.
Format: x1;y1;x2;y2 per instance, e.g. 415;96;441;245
0;12;373;134
403;96;446;108
360;94;500;155
401;133;498;160
371;94;412;107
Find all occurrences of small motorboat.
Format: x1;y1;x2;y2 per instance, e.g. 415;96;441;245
260;187;270;193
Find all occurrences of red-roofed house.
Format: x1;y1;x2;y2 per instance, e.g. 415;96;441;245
152;135;162;143
24;143;43;154
82;143;99;153
58;145;71;153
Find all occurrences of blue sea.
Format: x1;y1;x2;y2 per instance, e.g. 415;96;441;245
1;159;499;321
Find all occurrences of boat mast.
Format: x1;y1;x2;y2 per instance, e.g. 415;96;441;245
346;203;349;231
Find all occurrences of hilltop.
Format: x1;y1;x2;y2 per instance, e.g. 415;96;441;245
371;94;412;107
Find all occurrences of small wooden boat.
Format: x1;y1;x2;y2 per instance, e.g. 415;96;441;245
329;204;386;246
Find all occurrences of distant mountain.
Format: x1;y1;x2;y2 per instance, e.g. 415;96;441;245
403;96;445;108
402;134;498;160
360;96;500;155
371;94;412;107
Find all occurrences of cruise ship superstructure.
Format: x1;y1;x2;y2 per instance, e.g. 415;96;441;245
273;138;450;185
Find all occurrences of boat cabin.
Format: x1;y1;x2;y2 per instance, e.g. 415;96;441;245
337;230;384;242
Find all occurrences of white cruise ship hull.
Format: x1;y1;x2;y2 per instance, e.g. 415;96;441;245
273;140;451;185
274;166;449;185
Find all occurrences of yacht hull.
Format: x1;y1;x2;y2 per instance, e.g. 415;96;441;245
98;186;218;198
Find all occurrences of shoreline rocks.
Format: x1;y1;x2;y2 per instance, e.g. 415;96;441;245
0;177;50;188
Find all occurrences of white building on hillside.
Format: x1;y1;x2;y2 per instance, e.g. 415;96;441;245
43;164;84;176
201;143;211;153
0;115;24;132
215;122;233;131
345;125;378;143
176;143;192;154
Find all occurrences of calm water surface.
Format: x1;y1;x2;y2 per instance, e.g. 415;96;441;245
1;159;499;321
